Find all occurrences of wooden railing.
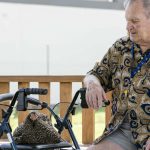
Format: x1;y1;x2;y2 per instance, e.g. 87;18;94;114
0;76;111;144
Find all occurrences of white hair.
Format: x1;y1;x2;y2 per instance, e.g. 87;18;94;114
124;0;150;18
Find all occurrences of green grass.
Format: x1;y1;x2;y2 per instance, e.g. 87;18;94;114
10;110;18;132
10;106;105;144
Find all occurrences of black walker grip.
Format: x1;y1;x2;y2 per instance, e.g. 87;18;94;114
24;88;48;95
80;88;88;108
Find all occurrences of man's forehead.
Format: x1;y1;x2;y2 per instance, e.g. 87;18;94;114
125;1;147;19
125;0;144;11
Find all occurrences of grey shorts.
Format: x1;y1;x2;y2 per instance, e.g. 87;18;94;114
103;124;137;150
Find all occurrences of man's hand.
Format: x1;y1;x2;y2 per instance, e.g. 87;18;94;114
83;75;107;109
145;139;150;150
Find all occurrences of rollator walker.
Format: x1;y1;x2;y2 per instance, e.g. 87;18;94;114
0;87;90;150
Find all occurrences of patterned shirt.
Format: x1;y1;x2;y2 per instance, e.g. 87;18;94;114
89;36;150;150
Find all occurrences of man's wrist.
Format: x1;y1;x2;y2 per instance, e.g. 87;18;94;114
83;74;101;87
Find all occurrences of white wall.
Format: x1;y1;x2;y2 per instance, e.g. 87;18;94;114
0;3;126;75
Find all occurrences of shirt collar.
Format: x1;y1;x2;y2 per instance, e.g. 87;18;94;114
133;43;141;53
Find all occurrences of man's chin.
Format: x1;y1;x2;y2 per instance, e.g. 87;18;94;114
130;36;139;43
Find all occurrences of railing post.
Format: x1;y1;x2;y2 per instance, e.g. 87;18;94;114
18;82;29;124
39;82;50;116
0;82;9;139
82;108;95;144
0;82;10;117
60;82;72;142
0;82;9;114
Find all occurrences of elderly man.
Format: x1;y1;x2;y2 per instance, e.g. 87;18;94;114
83;0;150;150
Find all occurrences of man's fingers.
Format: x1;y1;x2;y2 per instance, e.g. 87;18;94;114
145;139;150;150
97;92;103;108
146;144;150;150
86;91;93;107
86;92;90;107
88;94;94;107
92;94;98;108
102;89;107;100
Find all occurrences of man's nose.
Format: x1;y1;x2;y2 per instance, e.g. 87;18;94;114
126;22;133;32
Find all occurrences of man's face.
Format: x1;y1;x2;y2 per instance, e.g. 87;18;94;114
125;1;150;45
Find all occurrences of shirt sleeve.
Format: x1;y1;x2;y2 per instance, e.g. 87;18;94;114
88;43;119;92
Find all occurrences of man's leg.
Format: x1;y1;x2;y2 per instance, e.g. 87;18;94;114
87;140;124;150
